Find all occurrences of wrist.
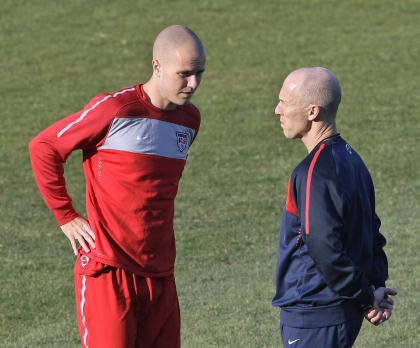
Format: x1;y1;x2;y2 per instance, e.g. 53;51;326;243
362;304;374;314
361;287;375;312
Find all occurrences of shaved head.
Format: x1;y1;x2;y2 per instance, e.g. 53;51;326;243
275;67;341;150
285;67;342;119
153;25;205;65
143;25;206;110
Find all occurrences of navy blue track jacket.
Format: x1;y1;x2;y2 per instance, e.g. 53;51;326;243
272;135;388;328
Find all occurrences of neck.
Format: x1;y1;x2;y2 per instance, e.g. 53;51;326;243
301;123;338;153
143;79;176;110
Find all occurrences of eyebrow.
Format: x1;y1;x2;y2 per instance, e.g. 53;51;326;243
178;68;206;75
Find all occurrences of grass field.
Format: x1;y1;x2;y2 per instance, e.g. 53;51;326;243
1;0;419;347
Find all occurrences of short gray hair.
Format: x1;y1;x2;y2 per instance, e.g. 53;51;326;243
296;67;342;116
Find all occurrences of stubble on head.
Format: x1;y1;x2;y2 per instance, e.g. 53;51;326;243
287;67;342;122
153;25;206;68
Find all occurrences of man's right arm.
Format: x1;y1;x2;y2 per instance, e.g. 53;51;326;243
29;93;115;253
29;133;80;226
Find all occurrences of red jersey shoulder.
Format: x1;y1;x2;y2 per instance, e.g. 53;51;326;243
185;101;200;114
80;85;139;117
180;102;201;130
187;102;201;120
110;85;139;103
103;85;139;110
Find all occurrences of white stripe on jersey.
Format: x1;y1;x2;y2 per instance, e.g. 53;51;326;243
81;275;88;348
56;88;136;138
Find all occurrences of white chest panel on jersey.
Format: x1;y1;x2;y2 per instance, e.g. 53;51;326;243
98;117;195;160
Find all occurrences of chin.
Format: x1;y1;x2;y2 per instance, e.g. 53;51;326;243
282;130;292;139
176;98;191;106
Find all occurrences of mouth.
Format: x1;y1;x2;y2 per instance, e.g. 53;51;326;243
180;91;194;98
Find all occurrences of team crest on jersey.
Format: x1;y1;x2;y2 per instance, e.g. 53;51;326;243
176;132;188;152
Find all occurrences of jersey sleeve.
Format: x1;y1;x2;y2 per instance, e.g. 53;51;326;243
29;94;117;225
298;146;374;309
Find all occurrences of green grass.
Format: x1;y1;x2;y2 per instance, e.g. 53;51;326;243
1;0;419;347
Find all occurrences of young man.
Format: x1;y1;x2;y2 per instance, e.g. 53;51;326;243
29;25;206;348
272;67;397;347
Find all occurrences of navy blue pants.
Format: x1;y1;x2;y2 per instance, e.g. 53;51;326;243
281;318;363;348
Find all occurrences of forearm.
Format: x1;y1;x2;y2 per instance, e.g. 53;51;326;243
306;236;374;308
371;214;388;287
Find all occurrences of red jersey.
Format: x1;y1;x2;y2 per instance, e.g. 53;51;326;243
29;84;201;277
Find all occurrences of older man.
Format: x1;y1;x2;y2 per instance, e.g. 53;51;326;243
272;67;396;347
29;25;206;348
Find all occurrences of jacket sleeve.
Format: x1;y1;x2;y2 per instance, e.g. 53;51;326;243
29;94;116;225
370;214;388;288
298;148;374;309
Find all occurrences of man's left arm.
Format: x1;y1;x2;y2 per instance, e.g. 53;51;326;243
299;162;374;310
370;213;389;288
364;213;396;324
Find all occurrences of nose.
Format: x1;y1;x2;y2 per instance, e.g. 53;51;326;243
187;75;198;89
275;102;282;115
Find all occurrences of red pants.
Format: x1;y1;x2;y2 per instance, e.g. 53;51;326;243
74;254;180;348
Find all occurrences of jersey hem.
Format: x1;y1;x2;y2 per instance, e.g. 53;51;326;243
79;251;175;278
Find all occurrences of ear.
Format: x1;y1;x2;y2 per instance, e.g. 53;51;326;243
307;104;321;121
152;59;161;77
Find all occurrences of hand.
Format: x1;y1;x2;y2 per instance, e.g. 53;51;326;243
374;287;397;321
60;216;96;255
365;307;383;325
364;287;397;325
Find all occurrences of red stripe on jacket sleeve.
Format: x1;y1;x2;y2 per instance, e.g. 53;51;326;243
305;144;326;234
286;178;298;216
